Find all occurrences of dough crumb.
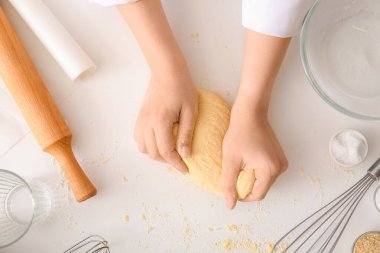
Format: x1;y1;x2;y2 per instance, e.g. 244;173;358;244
227;224;239;232
165;166;176;173
140;213;147;222
208;227;214;232
266;243;274;251
190;32;200;43
123;215;129;222
147;226;154;234
308;175;321;185
216;239;278;252
122;176;128;182
221;239;234;251
281;243;289;252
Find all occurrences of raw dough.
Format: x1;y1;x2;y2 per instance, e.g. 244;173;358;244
175;89;255;199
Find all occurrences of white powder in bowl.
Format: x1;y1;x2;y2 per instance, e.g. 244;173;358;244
329;129;368;167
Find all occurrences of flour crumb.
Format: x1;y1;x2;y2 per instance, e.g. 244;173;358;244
221;239;234;251
122;176;128;182
165;167;175;173
147;226;154;234
266;243;274;251
216;239;278;252
208;227;214;232
190;32;200;43
183;226;192;241
308;175;321;185
140;213;147;222
227;224;238;232
123;214;129;222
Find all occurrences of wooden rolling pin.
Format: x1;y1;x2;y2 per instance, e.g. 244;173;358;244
0;7;96;202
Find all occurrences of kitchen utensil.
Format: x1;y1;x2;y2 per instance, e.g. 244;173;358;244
64;235;110;253
301;0;380;120
0;169;52;248
0;6;96;202
7;0;96;80
271;157;380;253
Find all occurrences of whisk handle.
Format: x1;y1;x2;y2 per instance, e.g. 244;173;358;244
368;158;380;180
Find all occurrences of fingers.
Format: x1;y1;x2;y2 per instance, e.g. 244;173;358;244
155;121;188;174
134;108;192;175
221;157;241;210
134;118;147;153
144;129;164;162
241;174;274;202
176;107;197;158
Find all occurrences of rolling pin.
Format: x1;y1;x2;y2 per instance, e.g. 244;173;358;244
0;7;96;202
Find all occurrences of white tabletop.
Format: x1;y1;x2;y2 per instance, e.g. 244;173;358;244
2;0;380;252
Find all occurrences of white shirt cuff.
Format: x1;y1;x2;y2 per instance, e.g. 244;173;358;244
242;0;315;38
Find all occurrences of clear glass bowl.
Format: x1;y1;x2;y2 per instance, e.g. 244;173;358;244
0;169;54;249
301;0;380;120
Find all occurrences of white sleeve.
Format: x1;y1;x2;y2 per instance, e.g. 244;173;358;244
89;0;139;6
242;0;315;38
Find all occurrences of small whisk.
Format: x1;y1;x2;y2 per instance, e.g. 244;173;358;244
64;235;110;253
272;158;380;253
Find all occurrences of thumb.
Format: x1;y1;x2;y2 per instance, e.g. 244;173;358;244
221;157;240;210
177;107;197;158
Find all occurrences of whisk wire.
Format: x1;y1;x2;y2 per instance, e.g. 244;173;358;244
300;176;367;252
272;163;379;253
296;178;364;252
273;174;370;252
314;175;373;252
64;235;110;253
325;178;374;253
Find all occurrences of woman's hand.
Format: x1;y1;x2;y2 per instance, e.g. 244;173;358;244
118;0;198;173
221;106;288;209
221;30;291;209
134;68;198;174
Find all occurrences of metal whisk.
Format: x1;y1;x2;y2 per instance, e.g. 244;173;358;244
64;235;110;253
272;158;380;253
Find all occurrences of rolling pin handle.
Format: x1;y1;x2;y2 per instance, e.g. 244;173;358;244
45;137;97;202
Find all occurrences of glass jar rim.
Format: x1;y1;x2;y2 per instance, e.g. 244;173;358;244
0;169;34;249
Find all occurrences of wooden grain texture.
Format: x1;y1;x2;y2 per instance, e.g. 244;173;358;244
0;7;96;202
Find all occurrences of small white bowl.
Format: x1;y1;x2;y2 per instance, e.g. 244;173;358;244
375;185;380;213
329;129;368;167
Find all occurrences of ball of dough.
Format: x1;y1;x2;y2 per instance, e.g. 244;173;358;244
175;89;255;199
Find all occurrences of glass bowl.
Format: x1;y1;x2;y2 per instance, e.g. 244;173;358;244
301;0;380;120
0;169;54;249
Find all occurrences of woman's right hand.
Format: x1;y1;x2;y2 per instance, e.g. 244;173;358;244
134;67;198;174
118;0;199;174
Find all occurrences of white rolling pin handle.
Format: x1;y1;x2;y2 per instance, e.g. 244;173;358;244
8;0;96;80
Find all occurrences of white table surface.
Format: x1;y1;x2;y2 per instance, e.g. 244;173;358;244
1;0;380;252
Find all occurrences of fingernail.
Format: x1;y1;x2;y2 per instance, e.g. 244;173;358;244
175;163;187;175
226;198;235;209
180;146;190;158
